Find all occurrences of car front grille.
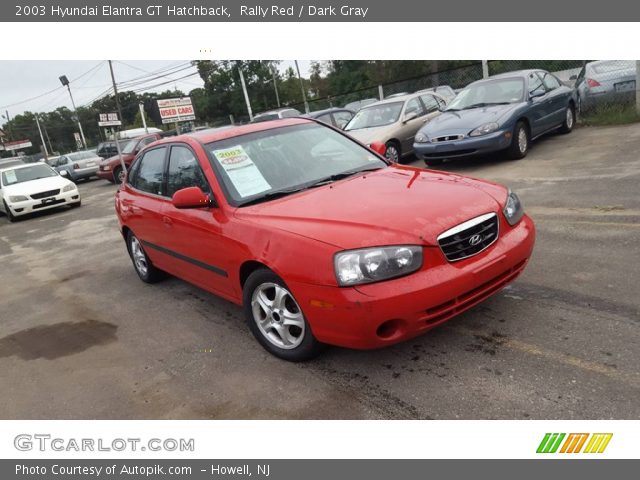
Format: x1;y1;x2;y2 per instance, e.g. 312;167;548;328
437;212;499;262
432;134;465;143
31;189;60;200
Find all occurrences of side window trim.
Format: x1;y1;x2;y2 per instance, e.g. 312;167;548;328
165;142;213;199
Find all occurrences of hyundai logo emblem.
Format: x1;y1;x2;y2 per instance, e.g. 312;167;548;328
468;234;483;246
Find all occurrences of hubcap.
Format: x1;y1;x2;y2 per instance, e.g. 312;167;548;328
118;170;126;182
518;128;528;154
251;283;305;350
130;237;148;276
566;108;574;129
385;146;399;162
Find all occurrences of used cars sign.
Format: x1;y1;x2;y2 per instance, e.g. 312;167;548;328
157;97;196;124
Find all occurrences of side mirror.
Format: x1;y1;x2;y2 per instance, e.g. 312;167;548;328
403;111;418;123
172;187;212;209
369;141;387;157
530;89;546;99
60;170;69;177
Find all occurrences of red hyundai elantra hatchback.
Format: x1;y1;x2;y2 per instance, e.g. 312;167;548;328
115;118;535;361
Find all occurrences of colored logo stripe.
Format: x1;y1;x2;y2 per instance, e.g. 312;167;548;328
537;433;613;453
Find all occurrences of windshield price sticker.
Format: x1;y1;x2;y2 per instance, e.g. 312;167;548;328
212;146;271;198
4;170;17;184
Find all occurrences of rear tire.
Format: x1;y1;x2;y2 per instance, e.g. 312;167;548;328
243;268;324;362
507;121;529;160
126;231;164;283
558;105;575;134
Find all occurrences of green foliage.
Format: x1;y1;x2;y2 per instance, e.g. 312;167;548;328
579;103;640;126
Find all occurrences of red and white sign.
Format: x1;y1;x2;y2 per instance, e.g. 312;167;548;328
157;97;196;124
4;139;33;151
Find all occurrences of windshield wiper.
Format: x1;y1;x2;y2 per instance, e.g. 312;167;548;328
239;187;310;207
461;102;511;110
307;166;383;187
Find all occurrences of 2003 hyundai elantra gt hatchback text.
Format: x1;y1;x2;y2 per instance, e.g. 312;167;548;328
115;118;535;361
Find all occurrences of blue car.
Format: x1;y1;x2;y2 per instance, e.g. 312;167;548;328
414;70;576;165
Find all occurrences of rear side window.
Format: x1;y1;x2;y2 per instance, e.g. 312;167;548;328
333;111;354;129
130;148;166;196
316;113;334;125
541;72;561;90
419;94;440;114
166;146;210;198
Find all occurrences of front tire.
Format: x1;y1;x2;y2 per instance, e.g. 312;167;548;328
113;167;125;184
559;105;575;134
126;231;164;283
243;268;324;361
3;201;16;223
507;121;529;160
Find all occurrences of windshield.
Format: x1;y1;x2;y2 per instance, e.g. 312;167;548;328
120;140;138;154
345;102;403;130
206;123;386;206
1;164;58;186
446;78;524;110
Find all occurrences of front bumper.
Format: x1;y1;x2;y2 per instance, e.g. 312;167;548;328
289;214;535;349
5;189;80;217
414;130;511;160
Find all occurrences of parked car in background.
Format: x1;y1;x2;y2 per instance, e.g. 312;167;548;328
303;107;355;129
344;91;448;162
96;139;129;159
97;133;162;183
414;70;576;165
344;98;378;112
418;85;457;103
115;118;535;361
572;60;637;114
385;92;409;99
0;158;25;169
251;108;301;123
52;150;103;182
117;127;163;139
0;163;80;222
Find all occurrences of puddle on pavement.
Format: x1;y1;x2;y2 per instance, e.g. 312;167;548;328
0;320;117;360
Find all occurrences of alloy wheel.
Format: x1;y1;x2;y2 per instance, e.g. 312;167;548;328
130;236;148;277
251;282;305;350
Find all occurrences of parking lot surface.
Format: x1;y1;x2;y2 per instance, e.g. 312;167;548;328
1;123;639;419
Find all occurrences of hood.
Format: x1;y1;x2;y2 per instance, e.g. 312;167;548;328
3;175;72;197
345;124;396;146
422;103;521;136
234;166;503;250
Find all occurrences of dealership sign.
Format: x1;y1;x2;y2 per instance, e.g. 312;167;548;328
98;112;122;127
157;97;196;124
4;139;33;151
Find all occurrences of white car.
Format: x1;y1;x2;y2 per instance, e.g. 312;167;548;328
0;163;81;222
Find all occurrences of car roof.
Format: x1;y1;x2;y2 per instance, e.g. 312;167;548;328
305;107;354;117
490;69;545;80
154;118;313;145
0;162;51;172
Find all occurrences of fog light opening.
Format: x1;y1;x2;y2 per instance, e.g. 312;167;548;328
376;319;404;340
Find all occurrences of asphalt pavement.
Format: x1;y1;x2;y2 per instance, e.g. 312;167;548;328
0;123;638;419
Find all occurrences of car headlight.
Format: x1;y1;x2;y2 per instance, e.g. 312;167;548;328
415;132;430;143
503;189;524;226
63;183;76;192
8;195;28;202
102;165;111;171
469;122;499;137
334;245;423;286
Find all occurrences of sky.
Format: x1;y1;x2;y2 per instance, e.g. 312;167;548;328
0;60;312;127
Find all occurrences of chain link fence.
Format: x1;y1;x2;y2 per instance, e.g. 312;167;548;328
279;60;639;124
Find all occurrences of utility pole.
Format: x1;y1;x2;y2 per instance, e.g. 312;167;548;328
139;103;148;134
108;60;127;180
58;75;87;149
35;114;49;160
295;60;310;114
238;65;253;121
482;60;490;79
271;65;281;108
3;110;16;156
